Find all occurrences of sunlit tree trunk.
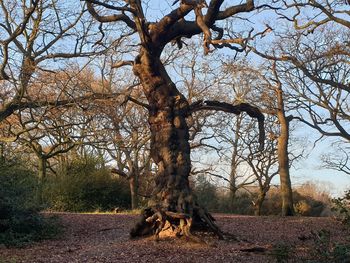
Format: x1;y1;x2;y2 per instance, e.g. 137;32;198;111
276;88;294;216
85;0;263;240
129;174;139;210
254;192;266;216
133;49;193;213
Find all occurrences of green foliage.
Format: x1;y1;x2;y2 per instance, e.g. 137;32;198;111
308;229;350;263
44;155;131;212
218;192;255;215
293;182;332;217
0;161;60;247
194;179;332;216
194;176;219;212
332;190;350;225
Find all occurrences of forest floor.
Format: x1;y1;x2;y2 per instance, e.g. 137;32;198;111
1;213;350;263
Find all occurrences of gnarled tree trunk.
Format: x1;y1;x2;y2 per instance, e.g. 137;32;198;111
84;0;263;241
130;48;222;239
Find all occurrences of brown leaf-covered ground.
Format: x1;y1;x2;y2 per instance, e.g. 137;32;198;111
1;213;349;263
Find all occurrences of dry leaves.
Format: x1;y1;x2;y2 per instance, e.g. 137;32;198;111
1;213;349;262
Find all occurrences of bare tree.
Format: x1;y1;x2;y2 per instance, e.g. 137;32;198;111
257;2;350;176
249;1;350;212
219;61;297;216
104;101;152;210
239;118;279;216
84;0;265;239
205;61;266;203
15;110;83;204
271;66;295;216
0;0;108;122
321;143;350;175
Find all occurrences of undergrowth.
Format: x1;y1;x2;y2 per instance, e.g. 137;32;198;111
0;161;62;247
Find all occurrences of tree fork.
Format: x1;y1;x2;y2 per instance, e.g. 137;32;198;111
83;0;262;241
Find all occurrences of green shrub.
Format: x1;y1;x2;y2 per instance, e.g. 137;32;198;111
44;156;131;212
308;229;350;262
194;176;219;212
194;178;255;214
218;191;255;215
0;161;60;247
332;190;350;225
194;178;332;216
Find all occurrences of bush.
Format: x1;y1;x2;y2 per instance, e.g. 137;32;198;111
193;179;332;216
217;191;255;215
261;183;332;216
194;176;219;212
332;190;350;225
44;156;131;212
293;182;332;217
194;177;255;214
308;229;350;262
0;161;60;247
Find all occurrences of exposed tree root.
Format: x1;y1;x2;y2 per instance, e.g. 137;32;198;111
130;205;224;241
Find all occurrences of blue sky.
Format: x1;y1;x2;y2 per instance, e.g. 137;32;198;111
141;0;350;197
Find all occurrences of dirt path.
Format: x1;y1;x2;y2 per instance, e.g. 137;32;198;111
1;213;349;262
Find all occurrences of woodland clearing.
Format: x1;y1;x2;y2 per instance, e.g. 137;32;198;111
1;213;349;263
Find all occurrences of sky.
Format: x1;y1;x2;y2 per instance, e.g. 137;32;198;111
5;0;347;197
139;0;350;197
291;138;350;197
83;0;350;197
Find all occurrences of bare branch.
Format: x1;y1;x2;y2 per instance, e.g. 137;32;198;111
85;2;136;29
188;100;265;150
111;60;134;69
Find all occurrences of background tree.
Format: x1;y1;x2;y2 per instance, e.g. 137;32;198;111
260;2;350;177
105;100;152;210
0;1;109;122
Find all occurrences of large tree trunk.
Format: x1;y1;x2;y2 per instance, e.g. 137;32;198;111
130;48;222;239
276;88;294;216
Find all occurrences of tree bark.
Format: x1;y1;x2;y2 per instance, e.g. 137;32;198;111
0;143;4;162
229;117;241;203
276;88;294;216
130;48;222;239
135;49;191;210
37;155;47;204
254;192;265;216
129;175;139;210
